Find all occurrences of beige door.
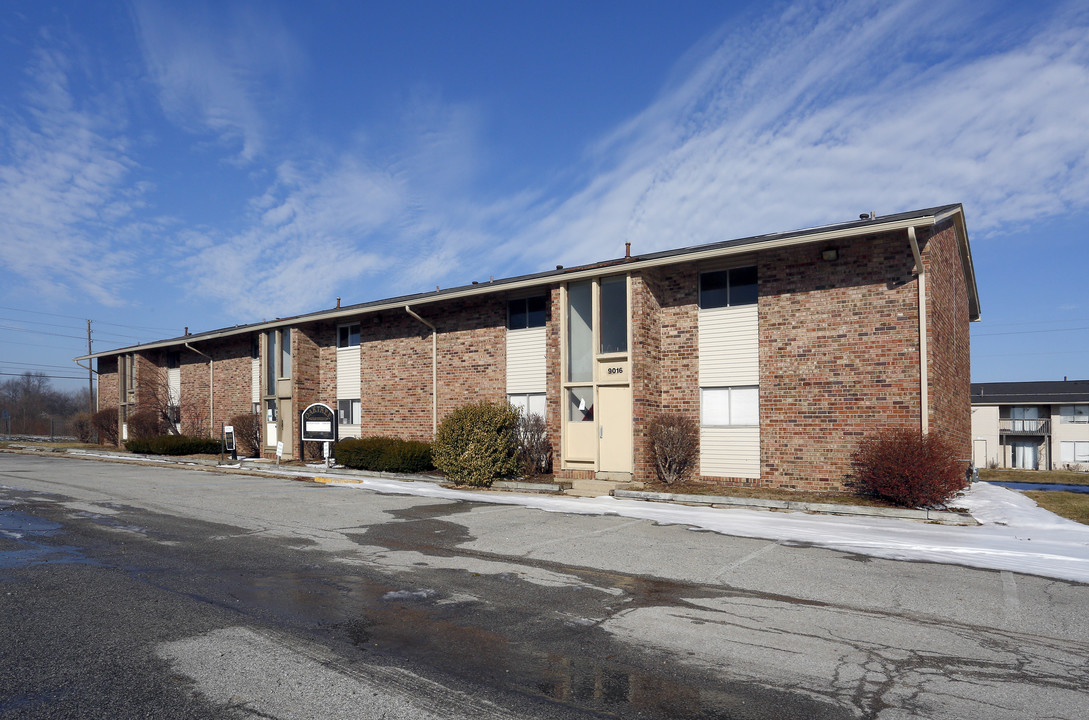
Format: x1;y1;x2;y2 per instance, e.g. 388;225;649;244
597;385;632;473
973;439;987;468
279;398;293;458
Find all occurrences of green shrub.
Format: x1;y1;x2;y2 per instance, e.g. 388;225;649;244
125;434;222;456
849;428;967;508
432;401;520;486
335;437;433;474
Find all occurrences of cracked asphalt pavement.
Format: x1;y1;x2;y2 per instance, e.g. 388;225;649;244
1;452;1087;719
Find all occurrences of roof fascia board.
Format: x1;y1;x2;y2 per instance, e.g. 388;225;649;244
75;212;943;361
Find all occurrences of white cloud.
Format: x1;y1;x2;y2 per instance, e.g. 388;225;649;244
130;0;302;163
499;0;1089;270
0;43;144;306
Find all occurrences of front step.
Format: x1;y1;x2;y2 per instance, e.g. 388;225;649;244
564;479;622;498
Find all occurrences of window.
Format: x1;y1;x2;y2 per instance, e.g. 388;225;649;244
265;399;278;422
700;267;758;309
338;399;361;425
166;351;180;369
568;387;593;422
1060;441;1089;464
252;402;260;415
280;328;291;378
509;393;546;419
508;296;547;330
168;405;181;425
599;276;627;354
338;323;361;348
567;281;593;382
1060;405;1088;424
701;386;759;426
251;335;260;360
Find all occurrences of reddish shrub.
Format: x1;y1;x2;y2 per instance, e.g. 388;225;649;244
92;407;119;446
849;428;967;507
649;413;699;485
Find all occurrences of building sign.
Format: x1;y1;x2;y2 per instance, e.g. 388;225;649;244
223;425;236;451
301;403;338;442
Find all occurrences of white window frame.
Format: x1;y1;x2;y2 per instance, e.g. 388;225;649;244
338;323;361;349
1059;404;1089;424
700;386;759;426
508;392;546;420
338;398;361;425
1060;441;1089;464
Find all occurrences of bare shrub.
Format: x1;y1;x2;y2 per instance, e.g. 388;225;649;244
70;412;94;442
179;402;209;438
127;408;167;441
230;413;262;457
649;413;698;485
849;428;966;508
516;412;552;476
92;407;119;446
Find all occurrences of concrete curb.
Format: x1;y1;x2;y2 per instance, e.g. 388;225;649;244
613;489;978;525
491;480;565;494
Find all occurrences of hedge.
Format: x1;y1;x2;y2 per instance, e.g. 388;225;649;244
125;435;222;456
334;437;433;474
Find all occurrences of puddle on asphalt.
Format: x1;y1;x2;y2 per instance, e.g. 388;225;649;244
216;564;847;719
0;508;94;569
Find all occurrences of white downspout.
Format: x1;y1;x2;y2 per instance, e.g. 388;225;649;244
185;342;214;433
908;227;929;435
405;306;438;435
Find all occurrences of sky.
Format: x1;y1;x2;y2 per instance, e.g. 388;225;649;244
1;0;1088;394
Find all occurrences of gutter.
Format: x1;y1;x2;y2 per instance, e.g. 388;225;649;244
404;306;437;435
185;343;214;433
908;227;929;435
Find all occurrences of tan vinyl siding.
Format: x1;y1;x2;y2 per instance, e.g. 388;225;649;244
700;426;760;478
336;347;361;400
699;303;759;478
506;326;546;394
698;305;758;385
251;357;260;405
167;366;181;406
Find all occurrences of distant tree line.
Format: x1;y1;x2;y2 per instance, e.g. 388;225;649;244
0;372;93;437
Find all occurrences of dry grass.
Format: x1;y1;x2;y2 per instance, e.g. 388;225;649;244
979;468;1089;487
1;440;102;450
1023;490;1089;525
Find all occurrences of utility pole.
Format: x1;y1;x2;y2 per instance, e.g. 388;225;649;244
87;320;94;414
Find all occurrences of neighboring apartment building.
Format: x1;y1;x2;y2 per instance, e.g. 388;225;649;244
79;204;979;491
970;380;1089;471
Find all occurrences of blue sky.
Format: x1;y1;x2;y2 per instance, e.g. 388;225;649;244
2;0;1088;394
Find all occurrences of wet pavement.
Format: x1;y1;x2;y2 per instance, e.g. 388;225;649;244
2;453;1088;719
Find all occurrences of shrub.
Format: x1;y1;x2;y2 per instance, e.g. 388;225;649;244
70;412;94;443
335;437;433;474
849;428;967;508
125;434;222;456
516;412;552;476
648;413;698;485
128;408;166;441
230;413;262;457
92;407;120;446
432;401;520;486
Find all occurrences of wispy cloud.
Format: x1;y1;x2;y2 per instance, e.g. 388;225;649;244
500;0;1089;269
0;40;144;306
130;0;301;163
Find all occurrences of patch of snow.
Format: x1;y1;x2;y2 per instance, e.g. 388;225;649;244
326;477;1089;584
382;588;438;601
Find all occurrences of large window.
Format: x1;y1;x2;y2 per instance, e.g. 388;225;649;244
1060;405;1088;424
599;275;627;354
1060;441;1089;464
701;386;759;426
700;267;758;309
567;281;593;383
508;296;547;330
338;323;360;348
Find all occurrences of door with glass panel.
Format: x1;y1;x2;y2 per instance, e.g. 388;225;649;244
563;275;632;475
263;328;293;458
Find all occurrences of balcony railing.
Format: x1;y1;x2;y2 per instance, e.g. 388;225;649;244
999;418;1051;434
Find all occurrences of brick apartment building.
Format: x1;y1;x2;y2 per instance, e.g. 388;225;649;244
80;204;980;490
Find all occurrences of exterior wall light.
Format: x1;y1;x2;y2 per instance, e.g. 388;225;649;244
821;248;839;261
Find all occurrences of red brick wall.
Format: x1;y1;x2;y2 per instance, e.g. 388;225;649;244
630;273;663;481
97;357;118;414
759;231;922;489
545;286;563;470
923;221;972;463
177;337;253;437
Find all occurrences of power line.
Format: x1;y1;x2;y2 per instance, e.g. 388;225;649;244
0;371;85;380
0;360;84;370
0;304;177;333
973;326;1089;337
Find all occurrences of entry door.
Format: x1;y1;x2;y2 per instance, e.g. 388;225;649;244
1011;440;1038;470
279;398;293;458
597;385;632;473
972;439;987;468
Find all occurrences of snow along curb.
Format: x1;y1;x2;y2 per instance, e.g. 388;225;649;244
612;489;978;525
